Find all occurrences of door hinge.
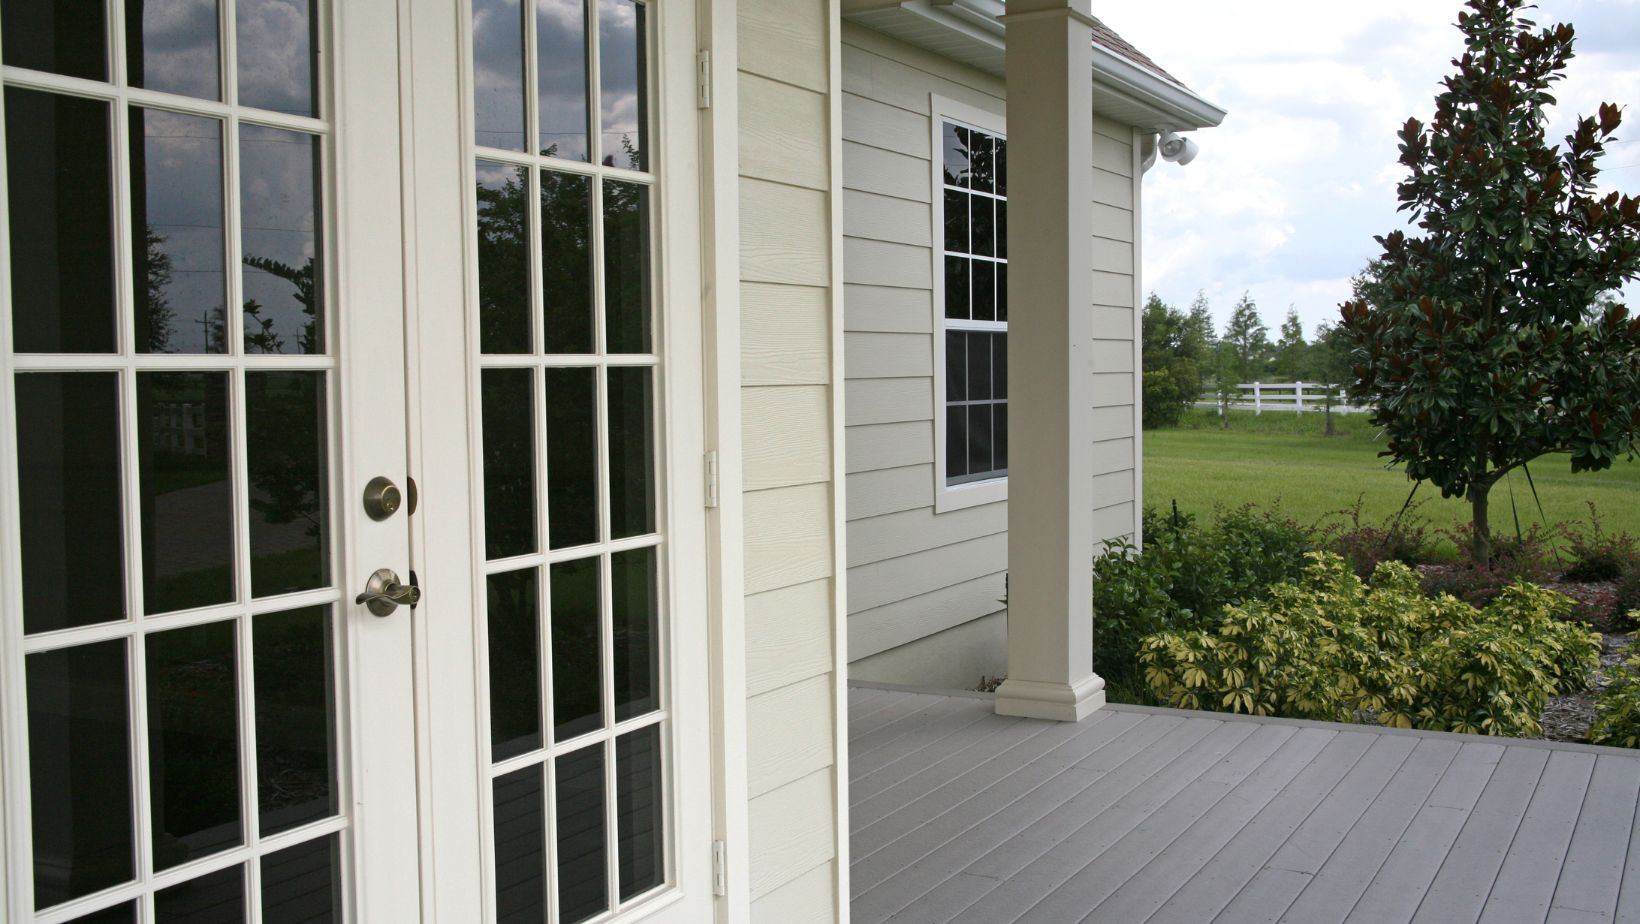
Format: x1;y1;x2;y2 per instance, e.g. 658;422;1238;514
696;50;712;109
704;450;720;508
711;840;728;896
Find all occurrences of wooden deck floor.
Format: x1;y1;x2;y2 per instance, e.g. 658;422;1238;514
847;684;1640;924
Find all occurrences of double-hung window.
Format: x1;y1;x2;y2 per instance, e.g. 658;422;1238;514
938;112;1008;498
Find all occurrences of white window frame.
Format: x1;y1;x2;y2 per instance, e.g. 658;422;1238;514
930;94;1008;514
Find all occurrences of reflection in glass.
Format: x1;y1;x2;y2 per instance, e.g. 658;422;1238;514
241;126;324;354
946;405;967;480
138;373;234;614
248;372;329;597
5;88;117;353
551;557;602;740
972;261;995;322
969;404;993;475
612;547;658;721
27;641;134;908
132;108;227;354
616;725;663;899
1;0;107;79
607;367;655;539
493;766;546;922
488;569;543;761
946;332;965;403
542;170;595;353
477;161;532;354
483;369;538;558
254;607;337;835
70;902;139;924
603;181;651;353
970;131;994;193
972;196;994;257
943;189;967;255
147;621;242;870
237;0;318;116
261;834;341;923
16;374;125;635
126;0;222;100
997;263;1008;322
556;745;609;923
155;863;244;922
545;368;599;548
944;256;967;321
597;0;646;169
538;0;589;160
474;0;527;150
994;330;1008;398
995;404;1009;472
943;124;969;187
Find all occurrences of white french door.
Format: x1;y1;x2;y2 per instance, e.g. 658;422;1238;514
0;0;713;922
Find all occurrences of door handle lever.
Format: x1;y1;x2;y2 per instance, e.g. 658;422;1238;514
356;568;421;617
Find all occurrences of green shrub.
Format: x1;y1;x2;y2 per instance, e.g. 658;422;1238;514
1139;553;1600;737
1615;570;1640;629
1593;651;1640;748
1561;503;1640;582
1324;496;1438;578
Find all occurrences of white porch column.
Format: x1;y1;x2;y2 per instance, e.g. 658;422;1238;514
994;0;1105;722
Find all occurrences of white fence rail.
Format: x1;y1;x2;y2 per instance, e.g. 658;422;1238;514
1197;382;1372;415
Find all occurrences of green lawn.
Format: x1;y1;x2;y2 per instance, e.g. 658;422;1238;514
1145;409;1640;555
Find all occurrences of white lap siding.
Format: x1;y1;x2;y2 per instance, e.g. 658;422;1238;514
841;23;1141;681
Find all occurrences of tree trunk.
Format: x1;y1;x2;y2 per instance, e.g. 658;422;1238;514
1324;390;1336;437
1469;480;1492;568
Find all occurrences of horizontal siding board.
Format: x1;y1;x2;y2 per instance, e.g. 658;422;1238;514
850;532;1007;612
750;860;837;924
847;501;1006;569
846;284;933;333
846;464;936;520
741;282;831;386
747;579;835;698
748;673;836;797
843;90;932;156
1091;305;1133;332
1091;236;1134;272
1090;469;1136;509
1092;129;1133;176
1091;269;1135;307
1091;202;1134;242
1091;405;1135;442
1091;371;1136;407
749;768;837;899
1090;437;1136;476
840;32;1005;115
843;189;933;247
738;72;829;190
745;482;834;595
847;421;932;474
845;237;932;290
1091;338;1135;373
1092;501;1137;541
743;385;832;491
738;0;827;91
848;572;1006;660
843;141;931;203
740;178;830;286
845;330;931;379
847;376;932;427
1092;167;1134;209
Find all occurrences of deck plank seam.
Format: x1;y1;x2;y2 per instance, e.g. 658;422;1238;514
1410;748;1549;923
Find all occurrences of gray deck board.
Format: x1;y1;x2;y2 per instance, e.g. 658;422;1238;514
850;686;1640;924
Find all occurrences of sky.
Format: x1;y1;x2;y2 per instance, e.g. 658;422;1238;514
1106;0;1640;340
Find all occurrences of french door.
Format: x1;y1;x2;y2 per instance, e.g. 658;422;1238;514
0;0;713;921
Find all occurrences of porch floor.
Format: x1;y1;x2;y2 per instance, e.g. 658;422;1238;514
847;683;1640;924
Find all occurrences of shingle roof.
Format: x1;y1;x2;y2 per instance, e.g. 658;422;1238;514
1090;16;1191;91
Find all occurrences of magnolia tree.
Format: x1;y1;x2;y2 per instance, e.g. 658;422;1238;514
1340;0;1640;566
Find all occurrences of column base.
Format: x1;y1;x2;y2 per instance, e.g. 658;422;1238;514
993;674;1106;722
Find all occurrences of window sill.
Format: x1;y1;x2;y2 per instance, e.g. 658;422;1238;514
935;476;1007;513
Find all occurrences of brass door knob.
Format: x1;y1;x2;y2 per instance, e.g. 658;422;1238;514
355;568;421;617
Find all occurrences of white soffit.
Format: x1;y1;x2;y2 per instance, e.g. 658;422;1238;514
841;0;1227;132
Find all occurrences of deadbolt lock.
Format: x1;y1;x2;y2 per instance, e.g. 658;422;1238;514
362;476;402;521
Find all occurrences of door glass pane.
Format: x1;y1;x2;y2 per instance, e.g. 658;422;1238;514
254;606;337;835
488;569;543;761
260;834;341;923
473;0;527;151
236;0;317;116
154;864;244;922
611;547;657;721
26;640;134;908
147;621;243;870
68;902;139;924
240;126;324;355
5;88;117;353
616;725;662;899
477;161;532;354
555;745;608;923
551;556;601;740
132;108;227;354
596;0;645;170
542;170;595;354
537;0;589;160
1;0;107;80
247;372;329;597
482;368;538;558
602;180;649;354
545;367;598;548
138;372;235;614
16;373;126;635
127;0;222;100
493;766;547;922
607;367;654;539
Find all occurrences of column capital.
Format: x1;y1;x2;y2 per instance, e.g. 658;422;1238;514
998;0;1095;28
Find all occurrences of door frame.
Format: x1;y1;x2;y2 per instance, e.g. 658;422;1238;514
401;0;719;918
